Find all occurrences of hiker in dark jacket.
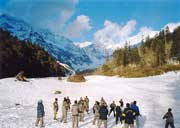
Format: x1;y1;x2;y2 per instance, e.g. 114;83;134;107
98;103;109;128
66;96;71;111
131;101;140;128
35;100;45;127
119;99;124;108
115;105;122;124
163;108;175;128
122;103;136;128
109;101;116;117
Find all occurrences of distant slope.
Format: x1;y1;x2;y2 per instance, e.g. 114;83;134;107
0;29;65;78
95;26;180;77
0;14;105;71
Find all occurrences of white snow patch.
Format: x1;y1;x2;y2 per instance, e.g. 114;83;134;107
163;22;180;32
0;72;180;128
74;41;93;48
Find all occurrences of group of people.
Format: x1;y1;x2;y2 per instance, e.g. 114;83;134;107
35;97;175;128
56;96;89;126
92;98;141;128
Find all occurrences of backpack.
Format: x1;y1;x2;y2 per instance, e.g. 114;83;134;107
116;106;122;115
126;110;134;119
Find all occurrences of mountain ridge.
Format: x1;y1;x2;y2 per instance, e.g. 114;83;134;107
0;14;105;71
0;28;65;78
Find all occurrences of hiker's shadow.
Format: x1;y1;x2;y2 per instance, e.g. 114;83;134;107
107;115;147;128
139;115;146;128
107;115;116;128
79;108;94;127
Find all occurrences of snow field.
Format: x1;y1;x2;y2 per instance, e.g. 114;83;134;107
0;72;180;128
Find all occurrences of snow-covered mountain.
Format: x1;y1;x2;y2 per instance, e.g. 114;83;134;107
80;44;106;69
0;14;105;71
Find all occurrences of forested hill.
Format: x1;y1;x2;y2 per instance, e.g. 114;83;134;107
0;29;65;78
95;26;180;77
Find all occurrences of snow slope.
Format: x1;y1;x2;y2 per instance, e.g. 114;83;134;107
0;14;105;71
0;72;180;128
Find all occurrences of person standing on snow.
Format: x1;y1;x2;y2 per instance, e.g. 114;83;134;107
115;104;122;124
72;100;79;128
60;97;68;123
66;96;71;111
122;103;136;128
119;99;124;109
120;99;125;123
84;96;90;114
98;103;109;128
78;97;85;122
35;99;45;128
109;101;116;117
131;101;141;128
53;98;59;120
93;101;100;125
163;108;175;128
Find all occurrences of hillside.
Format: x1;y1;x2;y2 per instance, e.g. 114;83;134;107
95;26;180;77
0;29;65;78
0;14;105;71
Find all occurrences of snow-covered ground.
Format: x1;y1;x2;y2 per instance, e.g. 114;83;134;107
0;72;180;128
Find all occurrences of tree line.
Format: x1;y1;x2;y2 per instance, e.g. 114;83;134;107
98;26;180;76
112;26;180;67
0;29;65;78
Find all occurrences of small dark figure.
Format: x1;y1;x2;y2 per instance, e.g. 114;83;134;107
163;108;175;128
115;105;122;124
119;99;124;108
66;96;71;111
109;101;116;117
122;103;136;128
98;103;108;128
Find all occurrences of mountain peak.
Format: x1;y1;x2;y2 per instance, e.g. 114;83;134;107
0;14;21;22
0;14;105;71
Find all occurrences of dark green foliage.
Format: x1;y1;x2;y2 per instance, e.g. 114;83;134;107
113;44;140;67
112;26;180;67
171;26;180;60
0;29;65;78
